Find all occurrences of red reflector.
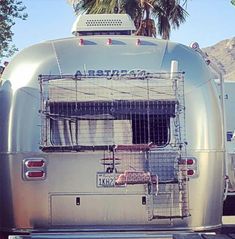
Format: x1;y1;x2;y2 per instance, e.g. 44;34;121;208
187;158;195;165
178;158;195;165
79;38;84;46
187;169;195;176
107;38;112;45
27;171;44;178
26;160;44;168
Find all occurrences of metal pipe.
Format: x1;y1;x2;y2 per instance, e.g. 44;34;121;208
209;61;228;201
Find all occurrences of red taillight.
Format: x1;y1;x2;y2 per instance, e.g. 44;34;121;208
178;158;195;165
79;38;84;46
187;158;195;165
107;38;112;45
27;171;45;178
26;160;44;168
178;157;197;177
23;158;46;181
187;169;195;176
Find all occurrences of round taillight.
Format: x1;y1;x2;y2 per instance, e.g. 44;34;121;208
187;169;195;176
187;158;195;165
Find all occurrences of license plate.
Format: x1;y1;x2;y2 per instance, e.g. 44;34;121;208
97;173;116;187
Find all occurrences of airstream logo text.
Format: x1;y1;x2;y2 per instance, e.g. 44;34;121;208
75;69;150;77
75;69;128;77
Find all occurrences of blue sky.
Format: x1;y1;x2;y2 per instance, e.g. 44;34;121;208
11;0;235;55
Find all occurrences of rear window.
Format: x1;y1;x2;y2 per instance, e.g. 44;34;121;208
46;100;175;150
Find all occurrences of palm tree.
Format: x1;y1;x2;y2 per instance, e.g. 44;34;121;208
67;0;117;14
152;0;188;39
67;0;188;39
116;0;154;37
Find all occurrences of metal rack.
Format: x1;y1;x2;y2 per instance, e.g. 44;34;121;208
39;71;189;220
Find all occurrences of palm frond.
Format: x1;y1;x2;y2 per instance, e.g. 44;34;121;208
151;0;188;39
66;0;188;39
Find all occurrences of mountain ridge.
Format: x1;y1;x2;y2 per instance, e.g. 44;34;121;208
203;37;235;81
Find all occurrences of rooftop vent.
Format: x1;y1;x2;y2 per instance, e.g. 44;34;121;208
72;14;136;36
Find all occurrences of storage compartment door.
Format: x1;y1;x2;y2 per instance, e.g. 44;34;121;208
50;194;148;226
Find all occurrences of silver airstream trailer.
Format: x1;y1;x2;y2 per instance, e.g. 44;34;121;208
0;14;226;238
